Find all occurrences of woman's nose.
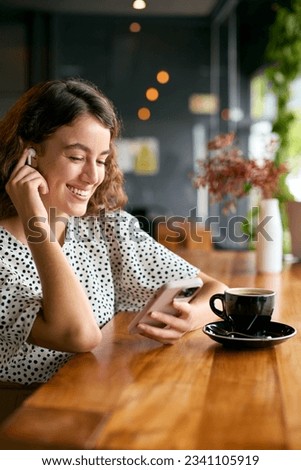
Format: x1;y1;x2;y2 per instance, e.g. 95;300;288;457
81;162;99;184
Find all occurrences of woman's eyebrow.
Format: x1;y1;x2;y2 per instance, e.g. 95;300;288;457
64;143;110;156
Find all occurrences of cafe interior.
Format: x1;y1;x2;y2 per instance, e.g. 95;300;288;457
1;0;301;452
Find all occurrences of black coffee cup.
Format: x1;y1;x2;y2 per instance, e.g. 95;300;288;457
209;287;275;332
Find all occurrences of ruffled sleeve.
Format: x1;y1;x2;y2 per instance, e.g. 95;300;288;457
0;259;42;367
101;211;200;312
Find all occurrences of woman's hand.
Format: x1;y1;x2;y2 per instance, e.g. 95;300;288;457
5;148;49;225
136;272;228;345
136;300;197;344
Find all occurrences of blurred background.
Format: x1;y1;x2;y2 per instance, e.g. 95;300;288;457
0;0;299;249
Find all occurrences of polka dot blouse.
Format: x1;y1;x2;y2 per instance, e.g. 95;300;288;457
0;210;199;385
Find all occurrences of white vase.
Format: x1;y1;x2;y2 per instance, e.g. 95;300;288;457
256;198;283;273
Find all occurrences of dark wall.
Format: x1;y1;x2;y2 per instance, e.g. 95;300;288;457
238;0;277;76
54;15;212;218
0;11;28;112
56;16;211;119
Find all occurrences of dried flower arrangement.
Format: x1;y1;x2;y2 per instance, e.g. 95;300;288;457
193;132;288;213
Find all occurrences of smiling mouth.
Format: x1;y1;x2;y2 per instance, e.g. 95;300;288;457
67;185;90;199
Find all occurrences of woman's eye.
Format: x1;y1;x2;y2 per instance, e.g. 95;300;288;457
69;156;84;162
68;156;107;166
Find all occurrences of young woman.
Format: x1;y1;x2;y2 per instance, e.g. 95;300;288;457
0;79;226;391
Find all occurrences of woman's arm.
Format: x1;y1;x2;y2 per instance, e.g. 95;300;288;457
5;150;102;352
27;231;102;352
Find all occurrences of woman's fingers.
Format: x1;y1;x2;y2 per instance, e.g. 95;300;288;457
136;302;194;344
9;148;31;179
149;311;187;332
5;148;49;221
7;167;48;196
7;147;49;195
137;322;183;344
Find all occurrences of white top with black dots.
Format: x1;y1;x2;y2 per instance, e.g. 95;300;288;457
0;210;199;385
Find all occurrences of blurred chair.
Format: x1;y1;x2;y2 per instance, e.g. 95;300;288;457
154;219;212;252
287;201;301;259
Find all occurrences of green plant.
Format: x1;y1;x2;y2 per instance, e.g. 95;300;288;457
264;0;301;211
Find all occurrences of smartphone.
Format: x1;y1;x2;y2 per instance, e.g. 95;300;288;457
128;277;203;334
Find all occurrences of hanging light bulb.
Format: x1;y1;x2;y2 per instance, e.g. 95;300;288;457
132;0;147;10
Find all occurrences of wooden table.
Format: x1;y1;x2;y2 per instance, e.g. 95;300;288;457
1;250;301;450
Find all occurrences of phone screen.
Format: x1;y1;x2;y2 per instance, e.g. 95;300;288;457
174;287;200;299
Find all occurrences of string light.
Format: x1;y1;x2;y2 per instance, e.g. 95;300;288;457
156;70;170;84
132;0;146;10
146;88;159;101
129;22;141;33
138;107;151;120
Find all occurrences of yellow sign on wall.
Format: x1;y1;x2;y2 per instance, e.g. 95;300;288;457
117;137;160;175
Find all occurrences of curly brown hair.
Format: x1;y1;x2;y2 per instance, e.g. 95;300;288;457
0;78;128;219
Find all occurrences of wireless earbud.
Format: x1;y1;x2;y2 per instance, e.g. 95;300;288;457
27;148;37;167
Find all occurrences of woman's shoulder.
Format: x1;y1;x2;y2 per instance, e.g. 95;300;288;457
98;209;133;220
97;209;137;233
0;217;28;247
66;211;147;247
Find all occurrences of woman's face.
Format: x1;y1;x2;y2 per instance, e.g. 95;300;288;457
36;114;111;218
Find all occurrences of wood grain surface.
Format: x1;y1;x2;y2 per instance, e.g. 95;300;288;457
1;250;300;450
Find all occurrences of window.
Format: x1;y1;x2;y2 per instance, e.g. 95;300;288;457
250;70;301;201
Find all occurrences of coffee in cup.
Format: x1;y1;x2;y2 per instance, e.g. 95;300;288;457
209;287;275;332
